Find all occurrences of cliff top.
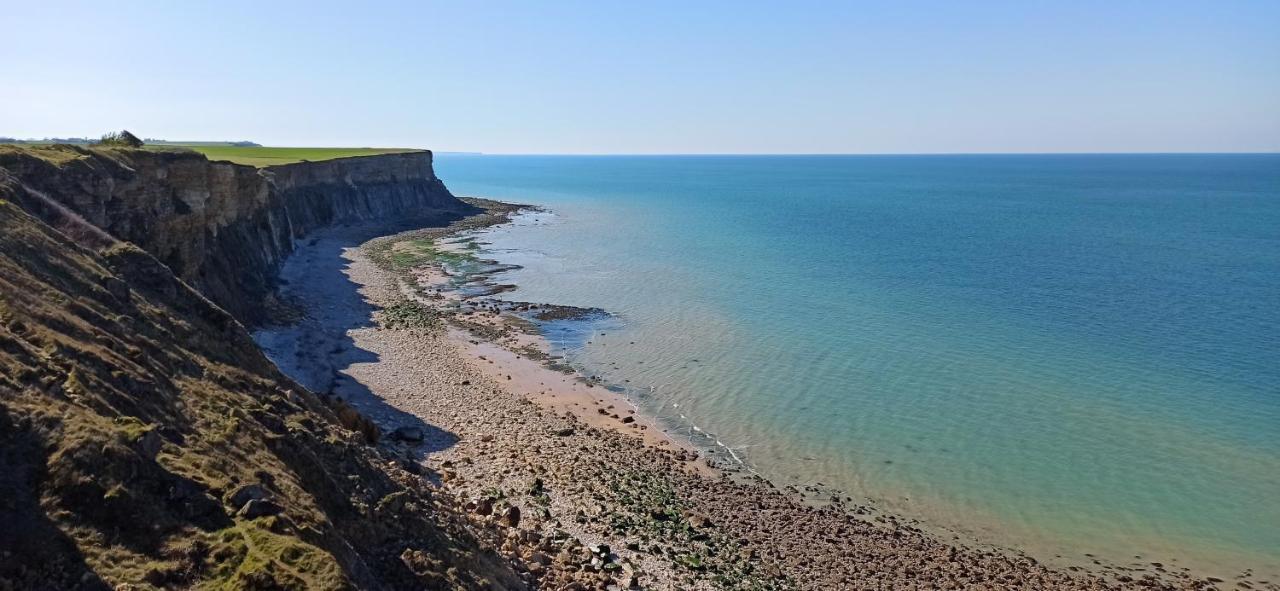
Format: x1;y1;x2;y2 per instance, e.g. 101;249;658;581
0;143;425;167
165;145;427;167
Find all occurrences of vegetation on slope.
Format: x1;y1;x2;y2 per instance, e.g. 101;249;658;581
0;177;519;589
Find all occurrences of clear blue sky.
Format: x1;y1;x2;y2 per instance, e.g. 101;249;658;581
3;0;1277;154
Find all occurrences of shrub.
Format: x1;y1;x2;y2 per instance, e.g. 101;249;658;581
96;130;144;148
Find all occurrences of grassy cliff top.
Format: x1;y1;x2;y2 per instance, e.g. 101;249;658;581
1;142;423;167
153;145;425;167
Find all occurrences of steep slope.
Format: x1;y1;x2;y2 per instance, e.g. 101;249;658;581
0;158;520;590
0;145;475;325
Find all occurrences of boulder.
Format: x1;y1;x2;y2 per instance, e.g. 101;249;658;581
501;505;521;528
136;429;163;459
226;483;271;509
392;426;424;443
465;497;494;516
237;498;282;519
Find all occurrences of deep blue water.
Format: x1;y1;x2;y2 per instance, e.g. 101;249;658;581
433;154;1280;576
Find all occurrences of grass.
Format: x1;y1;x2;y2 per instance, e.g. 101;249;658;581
1;142;422;167
369;238;472;273
0;143;91;165
203;520;345;590
150;145;423;167
112;415;154;444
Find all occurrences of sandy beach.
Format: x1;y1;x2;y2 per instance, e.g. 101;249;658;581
253;202;1238;590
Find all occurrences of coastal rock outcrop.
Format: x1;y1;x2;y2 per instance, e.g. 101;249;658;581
0;145;474;324
1;144;1222;591
0;147;512;590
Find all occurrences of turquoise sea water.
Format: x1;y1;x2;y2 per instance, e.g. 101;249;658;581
433;154;1280;577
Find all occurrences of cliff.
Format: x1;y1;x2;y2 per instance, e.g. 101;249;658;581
0;147;518;590
0;145;476;324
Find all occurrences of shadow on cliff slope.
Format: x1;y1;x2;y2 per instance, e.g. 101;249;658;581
0;406;109;591
0;144;481;326
0;162;520;589
255;223;462;457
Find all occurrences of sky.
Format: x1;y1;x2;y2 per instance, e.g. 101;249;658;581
3;0;1278;154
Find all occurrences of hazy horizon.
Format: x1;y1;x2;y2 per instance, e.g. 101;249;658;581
9;140;1278;156
4;1;1277;154
4;138;1278;156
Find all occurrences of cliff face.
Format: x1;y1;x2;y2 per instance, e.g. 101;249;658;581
0;148;519;590
270;151;468;241
0;146;475;324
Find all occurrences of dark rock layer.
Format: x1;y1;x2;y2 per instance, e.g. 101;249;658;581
0;146;475;324
0;148;519;589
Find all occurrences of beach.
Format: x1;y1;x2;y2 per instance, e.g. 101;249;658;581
431;153;1280;585
249;200;1238;590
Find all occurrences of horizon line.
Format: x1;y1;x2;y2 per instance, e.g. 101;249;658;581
434;150;1280;157
6;140;1276;157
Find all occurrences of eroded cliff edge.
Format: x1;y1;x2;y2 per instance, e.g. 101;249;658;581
0;146;516;590
0;145;476;324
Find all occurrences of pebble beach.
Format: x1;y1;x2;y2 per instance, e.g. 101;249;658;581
253;201;1249;590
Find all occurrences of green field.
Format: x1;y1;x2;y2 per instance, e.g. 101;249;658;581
0;141;423;167
153;145;423;167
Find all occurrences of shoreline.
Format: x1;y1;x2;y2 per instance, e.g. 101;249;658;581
253;200;1235;590
454;205;1280;585
430;209;763;479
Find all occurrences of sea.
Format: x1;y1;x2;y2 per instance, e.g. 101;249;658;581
432;153;1280;578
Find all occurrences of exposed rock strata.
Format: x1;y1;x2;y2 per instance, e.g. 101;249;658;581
0;146;474;324
0;145;1244;590
0;147;510;590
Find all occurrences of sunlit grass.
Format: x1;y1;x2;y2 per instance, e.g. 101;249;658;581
149;145;422;167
